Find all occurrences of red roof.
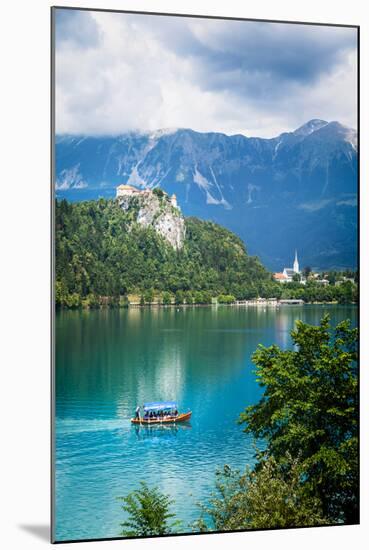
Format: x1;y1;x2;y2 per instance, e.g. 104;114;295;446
273;272;287;280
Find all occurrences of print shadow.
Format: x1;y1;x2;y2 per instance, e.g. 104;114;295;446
19;524;50;542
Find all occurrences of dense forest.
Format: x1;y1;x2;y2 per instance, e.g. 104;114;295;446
55;199;358;308
55;199;274;308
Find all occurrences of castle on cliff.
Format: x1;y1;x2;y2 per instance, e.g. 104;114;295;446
116;184;178;209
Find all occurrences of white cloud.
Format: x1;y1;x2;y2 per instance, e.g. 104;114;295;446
55;10;357;138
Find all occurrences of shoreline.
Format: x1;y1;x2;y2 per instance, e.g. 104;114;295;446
56;300;357;311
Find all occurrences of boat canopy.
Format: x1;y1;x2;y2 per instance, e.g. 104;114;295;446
143;401;177;412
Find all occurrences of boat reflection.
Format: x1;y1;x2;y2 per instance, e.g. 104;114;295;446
133;422;192;439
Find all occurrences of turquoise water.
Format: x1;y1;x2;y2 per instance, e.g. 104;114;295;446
54;305;357;541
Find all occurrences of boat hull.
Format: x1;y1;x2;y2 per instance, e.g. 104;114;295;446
131;411;192;425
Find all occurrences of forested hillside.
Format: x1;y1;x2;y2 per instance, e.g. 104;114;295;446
55;199;275;307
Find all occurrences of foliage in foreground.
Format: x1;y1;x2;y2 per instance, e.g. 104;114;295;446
193;454;327;532
118;481;180;537
239;315;358;524
118;317;358;535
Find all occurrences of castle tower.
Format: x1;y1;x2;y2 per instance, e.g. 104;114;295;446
171;193;178;209
293;250;300;273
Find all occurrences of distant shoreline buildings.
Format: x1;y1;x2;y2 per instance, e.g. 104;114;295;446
274;250;306;284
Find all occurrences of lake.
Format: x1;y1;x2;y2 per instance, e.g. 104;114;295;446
54;304;357;541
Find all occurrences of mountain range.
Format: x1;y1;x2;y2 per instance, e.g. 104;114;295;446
55;119;358;271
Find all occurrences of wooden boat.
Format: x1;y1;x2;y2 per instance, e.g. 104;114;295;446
131;401;192;425
131;411;192;425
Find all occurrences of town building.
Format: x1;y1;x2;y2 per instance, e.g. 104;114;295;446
293;249;299;274
273;272;288;282
282;268;297;281
274;250;306;284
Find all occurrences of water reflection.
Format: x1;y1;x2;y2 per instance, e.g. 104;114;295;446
55;305;357;541
133;423;192;440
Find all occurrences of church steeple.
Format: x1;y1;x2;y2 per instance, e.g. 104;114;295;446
293;250;299;273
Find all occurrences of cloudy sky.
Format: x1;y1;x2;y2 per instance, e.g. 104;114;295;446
54;8;357;138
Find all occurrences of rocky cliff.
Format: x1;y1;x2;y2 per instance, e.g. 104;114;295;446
117;190;185;250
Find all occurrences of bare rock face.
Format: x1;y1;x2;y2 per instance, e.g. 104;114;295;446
152;211;185;250
117;191;185;250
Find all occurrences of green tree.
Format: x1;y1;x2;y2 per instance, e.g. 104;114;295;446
152;187;165;199
193;291;204;304
143;289;154;304
65;292;81;308
119;295;129;308
239;316;358;524
183;290;193;305
241;284;258;300
175;290;185;305
328;271;337;285
217;294;236;304
118;482;180;537
55;280;68;307
338;281;355;304
194;454;327;532
82;293;99;309
161;291;172;305
201;291;213;304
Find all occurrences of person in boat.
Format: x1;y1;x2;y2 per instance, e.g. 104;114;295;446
173;409;178;417
135;405;140;420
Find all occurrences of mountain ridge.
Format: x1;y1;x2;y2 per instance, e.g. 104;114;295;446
55;120;358;271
